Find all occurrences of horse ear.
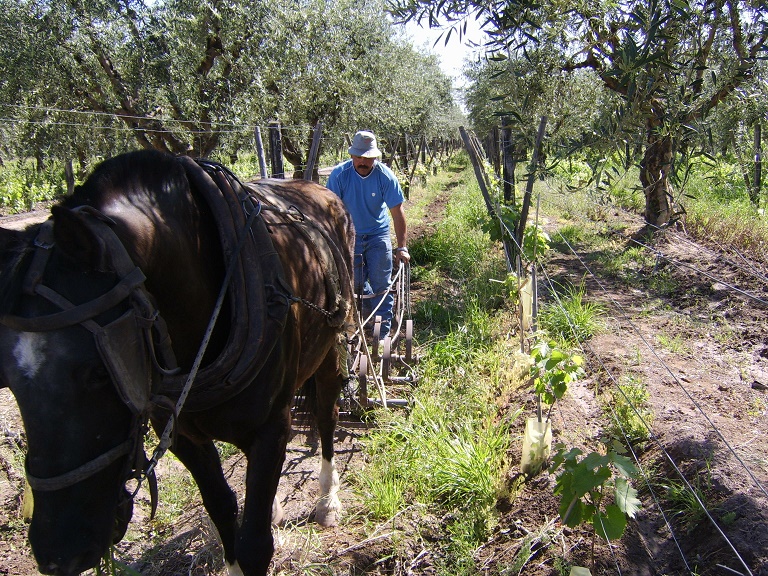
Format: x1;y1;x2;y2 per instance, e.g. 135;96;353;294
0;226;24;253
51;206;110;272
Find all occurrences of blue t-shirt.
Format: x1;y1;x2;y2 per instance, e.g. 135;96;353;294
326;159;405;236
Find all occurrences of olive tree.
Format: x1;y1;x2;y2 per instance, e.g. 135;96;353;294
391;0;768;226
2;0;459;166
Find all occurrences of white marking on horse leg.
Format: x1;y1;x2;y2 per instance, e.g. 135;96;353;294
13;333;46;379
272;495;285;526
226;561;244;576
316;456;341;527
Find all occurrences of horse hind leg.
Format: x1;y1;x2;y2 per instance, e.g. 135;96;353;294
309;343;345;527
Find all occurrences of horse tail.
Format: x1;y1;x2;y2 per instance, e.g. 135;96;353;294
293;377;317;430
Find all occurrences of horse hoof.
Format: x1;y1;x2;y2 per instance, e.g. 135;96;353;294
316;509;339;527
315;496;341;527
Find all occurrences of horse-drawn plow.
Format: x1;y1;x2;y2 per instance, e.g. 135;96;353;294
342;260;418;413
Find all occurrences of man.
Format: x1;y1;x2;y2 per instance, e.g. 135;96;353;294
326;130;410;340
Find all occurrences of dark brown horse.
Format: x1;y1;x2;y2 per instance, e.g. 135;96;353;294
0;150;354;575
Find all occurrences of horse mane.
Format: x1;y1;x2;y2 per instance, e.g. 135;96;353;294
62;149;187;209
0;230;37;315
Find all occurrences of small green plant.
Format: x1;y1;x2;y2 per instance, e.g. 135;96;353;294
656;330;688;354
96;547;143;575
551;224;586;253
602;375;653;450
661;477;708;533
215;440;240;460
530;340;586;407
658;460;717;533
550;446;642;545
482;204;551;265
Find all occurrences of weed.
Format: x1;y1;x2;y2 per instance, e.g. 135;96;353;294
647;269;679;296
215;441;240;460
656;331;688;354
551;224;589;253
747;396;766;418
597;245;656;282
0;159;64;213
601;374;653;450
538;280;606;345
150;461;198;538
661;476;709;533
550;446;642;545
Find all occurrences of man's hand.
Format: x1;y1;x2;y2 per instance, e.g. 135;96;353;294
394;246;411;265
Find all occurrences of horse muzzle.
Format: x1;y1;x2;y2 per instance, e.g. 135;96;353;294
36;547;103;576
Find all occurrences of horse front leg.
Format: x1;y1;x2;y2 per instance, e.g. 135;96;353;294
236;404;292;576
168;436;240;573
313;343;345;527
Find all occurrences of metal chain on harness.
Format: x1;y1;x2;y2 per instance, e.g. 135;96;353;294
256;199;344;322
288;293;336;320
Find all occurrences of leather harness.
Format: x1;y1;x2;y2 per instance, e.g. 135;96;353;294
0;157;351;519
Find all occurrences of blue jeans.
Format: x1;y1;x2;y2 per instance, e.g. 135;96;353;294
354;232;393;338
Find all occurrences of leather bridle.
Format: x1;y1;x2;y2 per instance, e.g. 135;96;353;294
0;206;178;515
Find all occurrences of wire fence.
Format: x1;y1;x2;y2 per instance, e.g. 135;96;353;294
461;122;767;575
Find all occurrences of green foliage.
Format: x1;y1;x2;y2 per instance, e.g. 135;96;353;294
602;375;653;450
482;204;551;264
409;171;497;280
356;389;515;536
0;160;64;213
391;0;768;226
682;161;768;262
97;548;143;576
522;223;551;262
530;340;585;407
550;446;641;542
597;245;656;282
409;216;489;278
0;0;461;164
354;166;525;571
538;281;606;345
661;477;708;533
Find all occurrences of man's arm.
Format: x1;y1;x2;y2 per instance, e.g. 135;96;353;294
390;203;411;264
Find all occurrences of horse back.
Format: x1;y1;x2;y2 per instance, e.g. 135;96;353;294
246;178;355;382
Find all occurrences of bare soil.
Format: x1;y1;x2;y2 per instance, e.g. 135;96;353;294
1;185;767;575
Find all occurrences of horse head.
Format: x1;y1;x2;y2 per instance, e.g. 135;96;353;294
0;206;157;575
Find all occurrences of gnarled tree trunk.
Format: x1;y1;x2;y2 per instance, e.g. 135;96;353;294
640;118;674;227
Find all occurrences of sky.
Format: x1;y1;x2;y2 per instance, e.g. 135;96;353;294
401;18;486;89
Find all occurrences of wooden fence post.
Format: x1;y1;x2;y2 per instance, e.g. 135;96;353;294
254;126;268;179
399;133;410;198
516;116;548;251
304;121;323;182
268;121;285;179
501;116;514;204
755;122;762;204
64;158;75;195
408;136;426;189
459;126;494;216
492;125;501;179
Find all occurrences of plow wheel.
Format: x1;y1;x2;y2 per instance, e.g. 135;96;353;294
405;319;414;363
372;316;382;357
381;336;392;382
357;353;368;408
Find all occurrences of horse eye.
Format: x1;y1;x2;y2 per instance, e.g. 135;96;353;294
73;360;111;390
